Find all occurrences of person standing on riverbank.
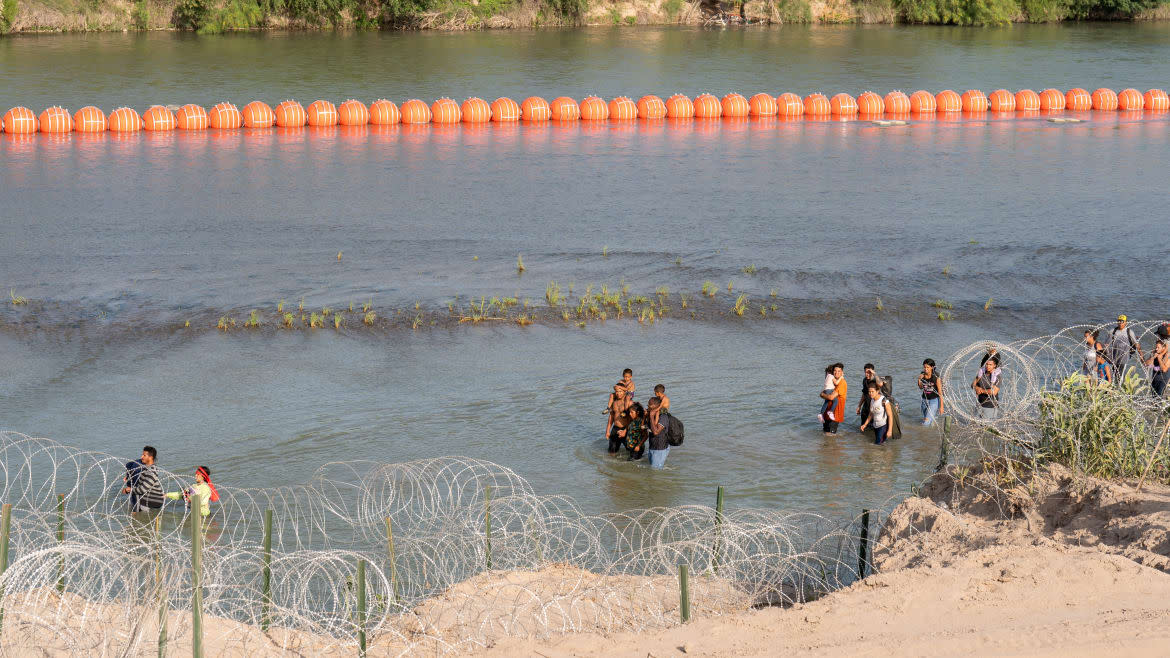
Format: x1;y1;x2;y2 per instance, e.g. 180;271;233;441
122;446;164;513
1143;340;1169;397
1108;315;1144;377
918;359;944;426
820;363;847;435
1082;330;1102;375
972;356;1002;420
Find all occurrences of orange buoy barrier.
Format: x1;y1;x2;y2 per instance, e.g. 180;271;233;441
275;100;307;127
720;93;750;118
637;95;667;119
460;98;491;123
935;90;961;112
549;96;580;121
490;97;521;122
803;93;830;116
1117;88;1143;111
608;96;637;120
665;94;694;118
39;106;73;134
1039;88;1065;111
579;96;609;120
909;90;936;113
242;101;275;128
776;93;804;117
3;106;38;134
108;107;142;132
306;100;339;126
1143;89;1168;111
748;93;776;116
339;99;370;126
829;93;858;116
961;89;988;112
1091;88;1118;111
175;104;208;130
143;105;175;131
693;93;722;118
856;91;883;116
208;102;242;129
73;106;107;133
431;98;461;124
400;99;432;124
883;91;910;115
369;99;401;125
1015;89;1040;112
1065;88;1091;111
521;96;551;121
988;89;1015;112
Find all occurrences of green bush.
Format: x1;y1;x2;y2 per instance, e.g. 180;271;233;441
771;0;813;21
173;0;210;28
896;0;1017;24
132;0;150;28
662;0;684;18
1;0;17;33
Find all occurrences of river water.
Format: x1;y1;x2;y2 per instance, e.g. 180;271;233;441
1;25;1169;518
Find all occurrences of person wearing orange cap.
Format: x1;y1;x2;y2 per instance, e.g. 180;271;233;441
1107;315;1144;377
165;465;219;517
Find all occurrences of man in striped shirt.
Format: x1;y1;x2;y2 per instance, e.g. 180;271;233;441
122;446;164;513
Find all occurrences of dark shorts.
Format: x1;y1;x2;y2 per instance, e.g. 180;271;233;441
608;426;624;453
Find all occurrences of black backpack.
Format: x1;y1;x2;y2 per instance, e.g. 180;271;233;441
663;412;684;447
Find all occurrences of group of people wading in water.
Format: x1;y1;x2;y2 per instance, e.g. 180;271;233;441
604;369;683;469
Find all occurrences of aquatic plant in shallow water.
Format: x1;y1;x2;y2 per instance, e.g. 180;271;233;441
732;294;748;317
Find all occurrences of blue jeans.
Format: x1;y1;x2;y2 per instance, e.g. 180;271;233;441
873;424;888;445
921;397;940;426
647;446;670;469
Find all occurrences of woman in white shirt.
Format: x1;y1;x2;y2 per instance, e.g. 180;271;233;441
859;384;894;445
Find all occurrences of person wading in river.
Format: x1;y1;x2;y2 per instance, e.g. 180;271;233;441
605;382;633;454
855;364;889;427
972;356;1003;420
820;363;847;435
918;358;944;426
123;446;164;514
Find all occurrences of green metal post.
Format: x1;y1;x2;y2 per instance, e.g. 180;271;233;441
858;509;871;579
484;486;493;571
385;517;399;603
355;559;367;657
937;415;953;472
190;495;204;658
0;503;11;635
57;494;65;593
678;564;690;623
712;485;725;574
261;509;273;632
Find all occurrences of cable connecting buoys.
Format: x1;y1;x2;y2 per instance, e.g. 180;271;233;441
242;101;275;128
665;94;694;118
961;89;988;112
776;93;803;118
856;91;884;116
747;93;776;116
1091;88;1118;111
208;102;242;129
401;99;431;124
693;93;721;118
3;106;38;134
1015;89;1040;112
608;96;637;120
73;106;107;133
430;98;460;124
39;106;73;133
830;93;858;116
935;90;961;112
1117;88;1143;111
370;99;401;125
577;96;606;120
338;99;369;126
108;107;142;132
1065;88;1091;111
803;93;830;116
549;97;580;121
637;95;667;119
275;100;306;127
306;100;339;126
720;93;750;118
1144;89;1169;111
884;91;910;115
489;97;520;122
521;96;550;121
175;104;208;130
143;105;175;131
988;89;1015;112
1039;88;1065;111
460;98;491;123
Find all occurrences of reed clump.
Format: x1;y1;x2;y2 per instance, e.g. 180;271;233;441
702;281;717;297
9;289;27;306
732;294;748;317
244;310;261;328
363;311;376;326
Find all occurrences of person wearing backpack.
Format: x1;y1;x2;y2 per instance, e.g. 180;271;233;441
646;396;673;469
1108;315;1145;377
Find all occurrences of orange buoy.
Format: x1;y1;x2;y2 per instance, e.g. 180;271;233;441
720;93;750;118
369;99;401;125
693;93;722;118
637;95;666;119
829;93;858;116
338;99;370;126
775;93;803;118
275;100;307;127
935;90;961;112
960;89;988;112
208;102;242;129
883;91;910;115
142;105;176;131
665;94;694;118
400;99;432;124
856;91;884;115
1039;88;1065;111
175;104;208;130
73;106;107;133
1117;88;1143;111
549;97;580;121
1091;88;1118;111
608;96;637;120
2;106;38;134
1144;89;1169;111
909;90;936;113
306;100;339;126
39;106;73;133
521;96;551;121
747;93;776;116
430;98;461;124
490;97;521;122
1065;88;1091;111
579;96;609;120
242;101;275;128
987;89;1015;112
460;98;491;123
1014;89;1040;112
108;107;143;132
803;93;830;116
